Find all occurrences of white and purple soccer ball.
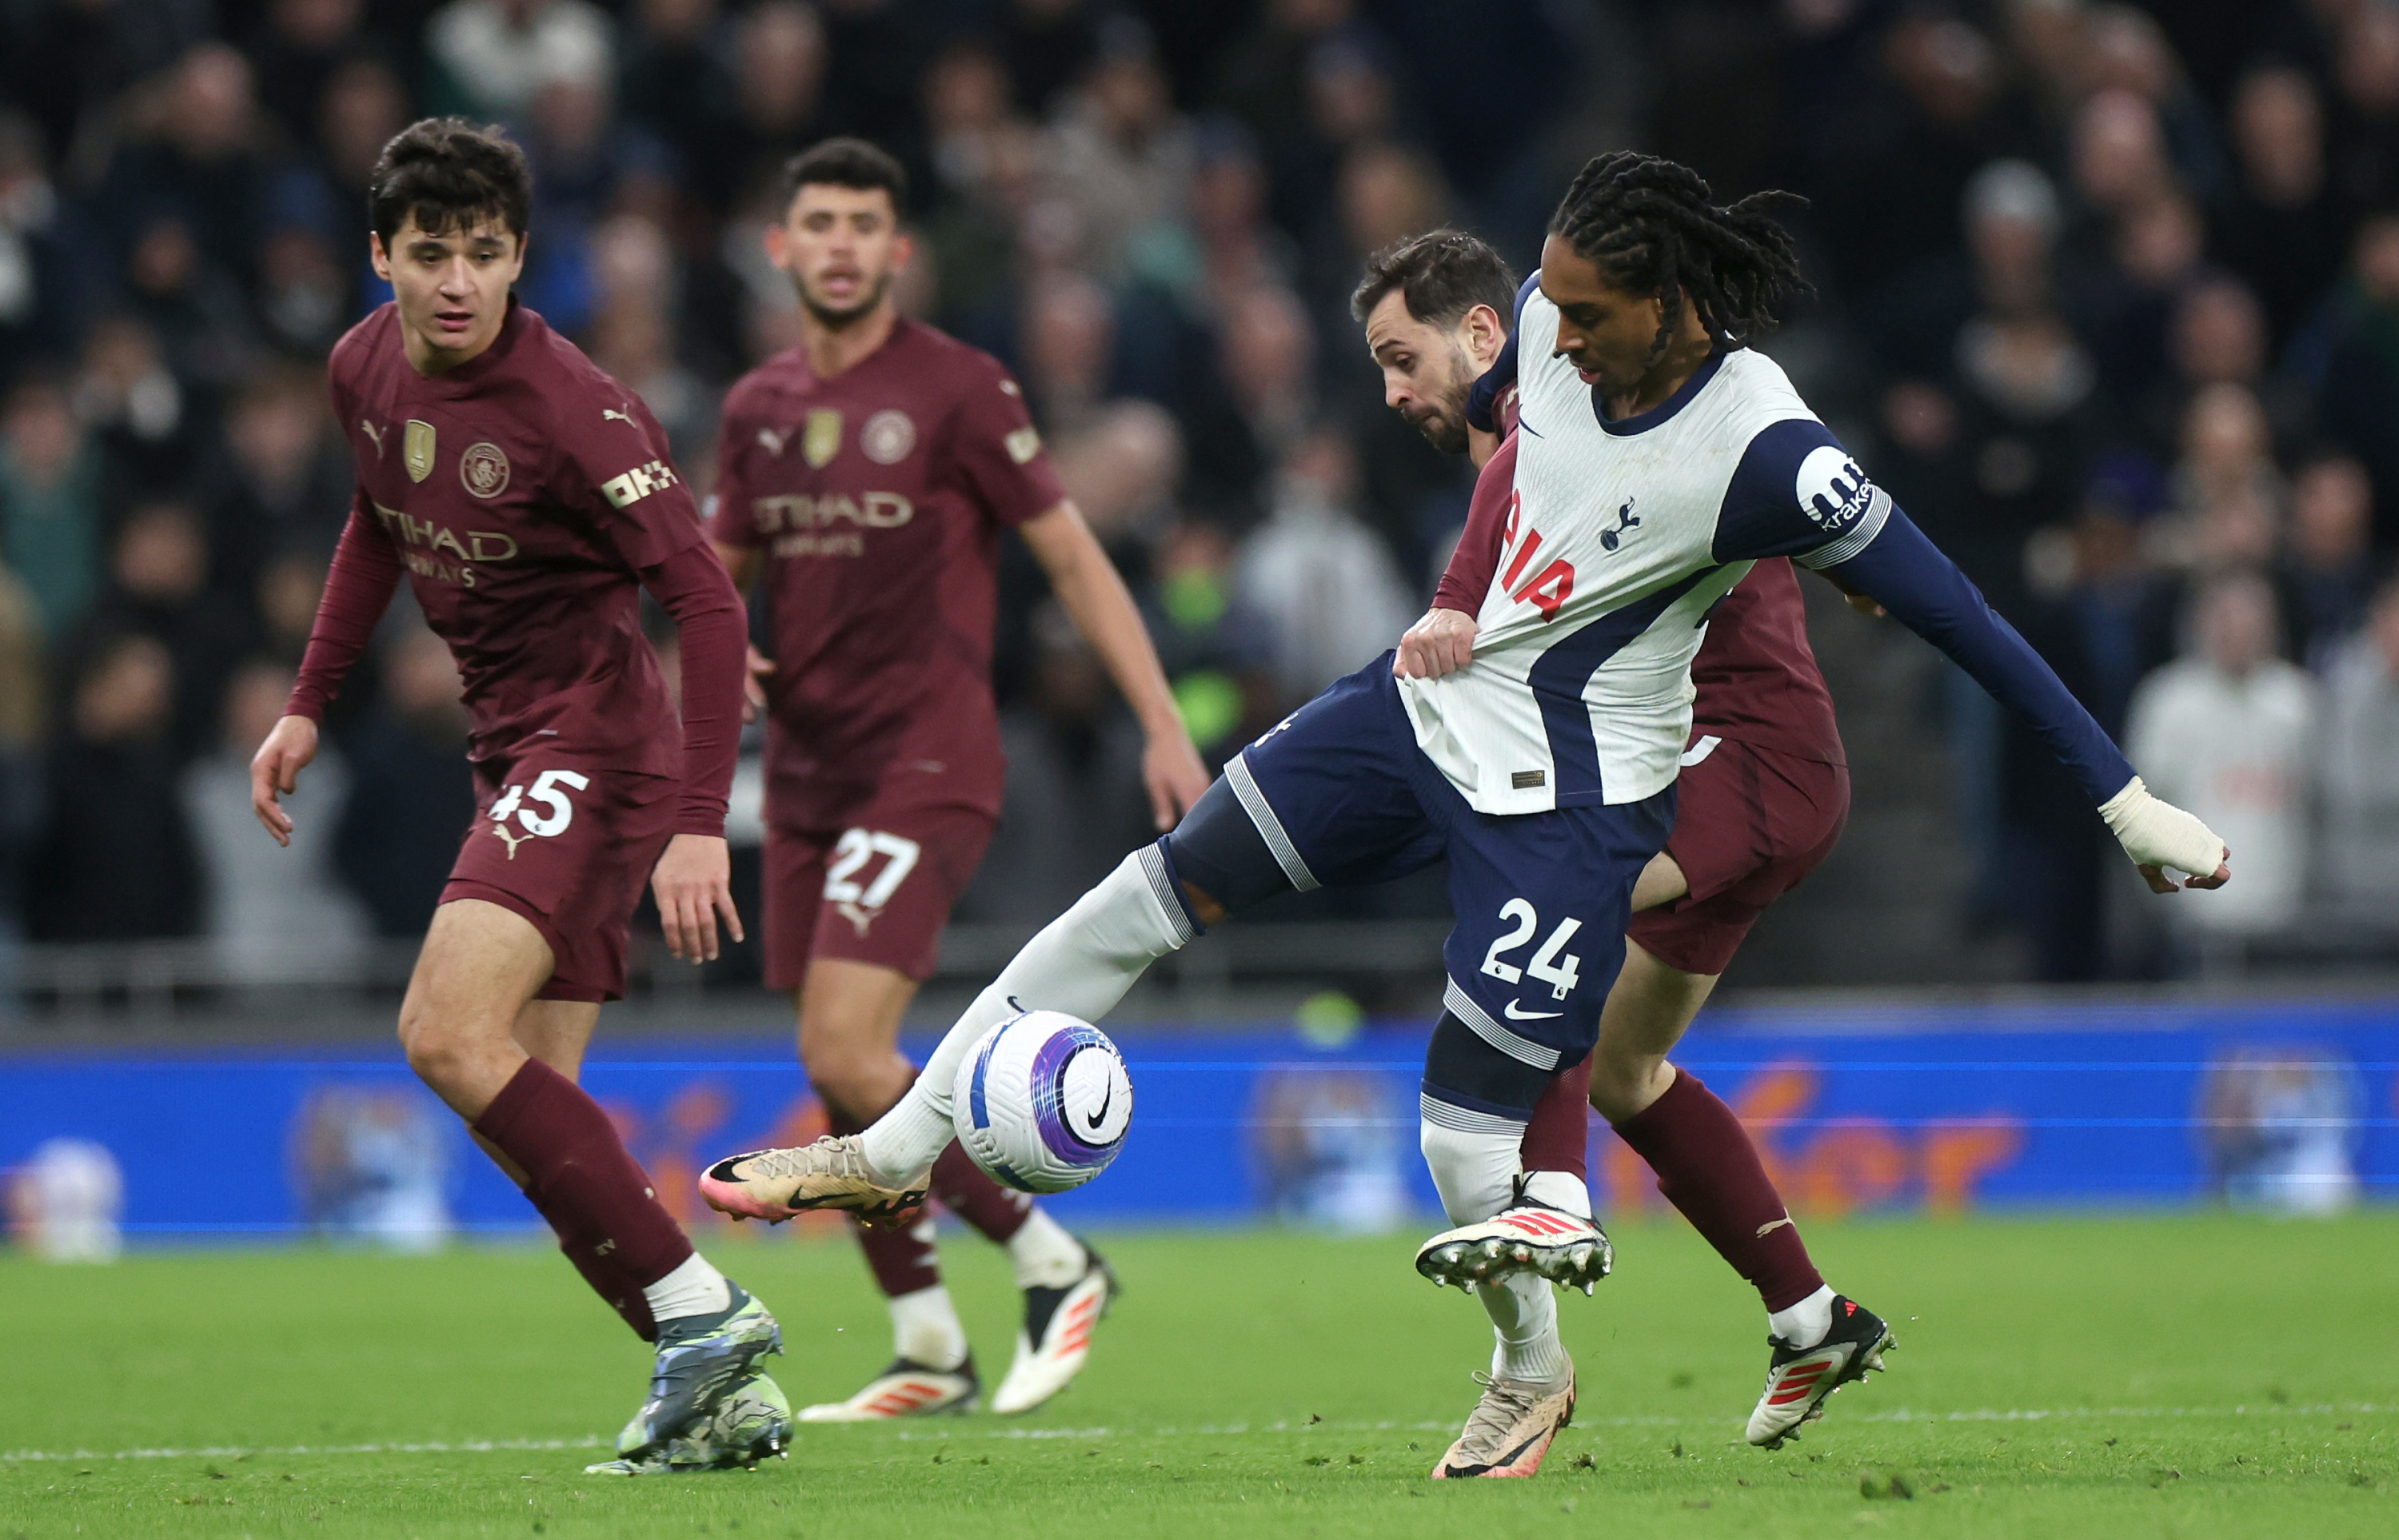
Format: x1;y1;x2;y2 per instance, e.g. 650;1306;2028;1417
949;1010;1133;1194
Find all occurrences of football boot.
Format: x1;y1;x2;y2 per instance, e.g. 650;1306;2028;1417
991;1244;1119;1414
1415;1201;1612;1295
701;1135;927;1226
612;1284;784;1465
798;1354;980;1421
585;1369;792;1474
1430;1366;1576;1479
1746;1295;1895;1448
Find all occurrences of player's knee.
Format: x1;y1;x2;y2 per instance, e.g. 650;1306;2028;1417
397;1011;473;1092
1587;1051;1674;1124
796;1038;908;1130
1164;780;1293;916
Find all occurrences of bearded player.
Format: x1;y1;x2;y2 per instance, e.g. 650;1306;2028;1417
703;152;2231;1477
250;119;784;1473
1358;226;1877;1454
701;138;1209;1421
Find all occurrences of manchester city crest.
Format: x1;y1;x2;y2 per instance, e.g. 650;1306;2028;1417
862;409;916;465
803;409;843;468
461;441;510;499
404;419;436;482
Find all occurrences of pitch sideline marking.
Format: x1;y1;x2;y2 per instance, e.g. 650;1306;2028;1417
4;1402;2389;1466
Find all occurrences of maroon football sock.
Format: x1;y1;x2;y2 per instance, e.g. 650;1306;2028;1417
1519;1054;1594;1180
1611;1067;1824;1311
470;1124;659;1340
474;1059;696;1327
825;1088;948;1299
928;1140;1036;1244
558;1231;661;1341
848;1212;944;1299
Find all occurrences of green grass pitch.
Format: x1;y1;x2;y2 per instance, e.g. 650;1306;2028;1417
2;1211;2393;1538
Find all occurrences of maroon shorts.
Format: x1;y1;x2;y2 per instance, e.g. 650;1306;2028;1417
1624;736;1850;977
761;792;996;987
441;754;681;1003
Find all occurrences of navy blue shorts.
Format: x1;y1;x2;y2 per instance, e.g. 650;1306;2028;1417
1223;657;1674;1107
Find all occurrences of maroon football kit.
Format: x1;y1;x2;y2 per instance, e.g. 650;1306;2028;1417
290;298;748;1002
1443;421;1830;1315
709;317;1066;985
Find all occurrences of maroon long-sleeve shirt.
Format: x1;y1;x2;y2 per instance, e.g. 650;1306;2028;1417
289;299;747;833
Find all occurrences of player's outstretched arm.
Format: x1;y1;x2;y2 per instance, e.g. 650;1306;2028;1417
1020;501;1210;829
1818;511;2230;892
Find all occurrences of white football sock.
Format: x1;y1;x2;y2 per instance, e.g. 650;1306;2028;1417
889;1280;969;1371
1769;1283;1837;1350
1007;1208;1087;1291
1421;1109;1568;1385
860;848;1195;1187
642;1251;732;1324
1481;1272;1573;1383
1520;1168;1593;1218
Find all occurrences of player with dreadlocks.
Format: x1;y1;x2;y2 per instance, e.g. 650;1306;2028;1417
1355;203;1866;1451
702;150;2234;1478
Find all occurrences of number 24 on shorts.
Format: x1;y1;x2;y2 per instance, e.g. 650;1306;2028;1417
1479;899;1584;1000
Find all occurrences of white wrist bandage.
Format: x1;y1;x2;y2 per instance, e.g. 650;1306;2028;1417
2098;776;2227;877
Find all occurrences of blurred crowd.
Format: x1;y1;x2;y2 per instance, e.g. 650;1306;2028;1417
3;0;2399;987
1752;0;2399;976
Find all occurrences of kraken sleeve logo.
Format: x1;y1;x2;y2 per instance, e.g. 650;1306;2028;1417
1795;444;1874;532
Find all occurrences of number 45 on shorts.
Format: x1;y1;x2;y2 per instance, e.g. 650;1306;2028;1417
1479;898;1583;1000
489;768;589;857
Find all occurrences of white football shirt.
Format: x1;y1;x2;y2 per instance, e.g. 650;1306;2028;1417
1398;285;1889;815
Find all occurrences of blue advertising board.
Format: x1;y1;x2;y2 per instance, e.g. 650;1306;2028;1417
1;997;2393;1243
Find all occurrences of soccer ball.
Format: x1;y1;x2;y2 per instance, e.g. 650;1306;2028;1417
949;1010;1133;1194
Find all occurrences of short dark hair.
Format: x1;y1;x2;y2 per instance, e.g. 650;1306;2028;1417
368;118;532;249
1349;229;1518;327
781;137;908;217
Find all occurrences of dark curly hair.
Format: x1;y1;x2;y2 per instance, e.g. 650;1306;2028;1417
368;118;532;249
1547;151;1809;363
